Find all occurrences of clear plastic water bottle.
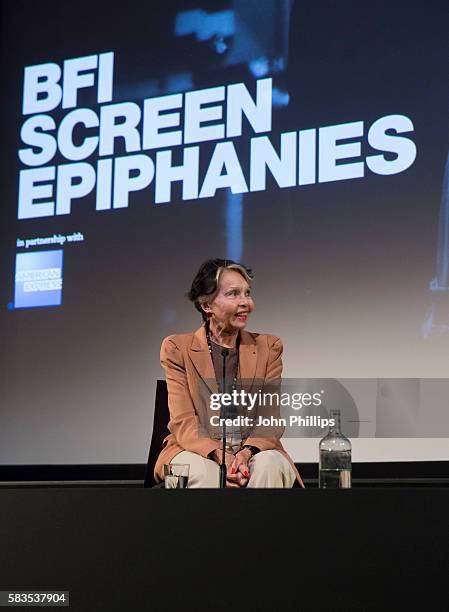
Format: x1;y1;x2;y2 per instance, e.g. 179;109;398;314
319;409;352;488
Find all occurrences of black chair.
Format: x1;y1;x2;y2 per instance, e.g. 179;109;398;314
143;379;170;488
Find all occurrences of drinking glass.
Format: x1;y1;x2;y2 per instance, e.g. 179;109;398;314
164;463;190;488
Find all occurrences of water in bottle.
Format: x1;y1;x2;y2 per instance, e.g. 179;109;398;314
319;409;352;488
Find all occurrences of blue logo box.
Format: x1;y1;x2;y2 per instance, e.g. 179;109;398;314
14;250;64;309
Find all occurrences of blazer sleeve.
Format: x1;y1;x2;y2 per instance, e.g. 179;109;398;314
161;336;220;458
243;336;284;452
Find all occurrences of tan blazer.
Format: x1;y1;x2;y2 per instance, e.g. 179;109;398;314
154;323;304;487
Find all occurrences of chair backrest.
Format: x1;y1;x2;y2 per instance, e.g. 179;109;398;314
143;379;170;487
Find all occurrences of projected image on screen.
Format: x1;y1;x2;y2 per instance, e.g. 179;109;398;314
0;0;448;466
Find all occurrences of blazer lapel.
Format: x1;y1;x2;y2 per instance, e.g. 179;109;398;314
238;330;258;390
189;324;218;395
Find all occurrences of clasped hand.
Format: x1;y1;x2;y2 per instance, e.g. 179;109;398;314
211;448;252;488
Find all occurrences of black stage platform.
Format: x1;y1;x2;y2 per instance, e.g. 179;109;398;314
1;487;448;611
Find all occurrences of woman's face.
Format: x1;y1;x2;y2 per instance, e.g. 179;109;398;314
204;269;254;333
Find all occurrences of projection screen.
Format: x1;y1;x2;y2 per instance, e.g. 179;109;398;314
1;0;448;465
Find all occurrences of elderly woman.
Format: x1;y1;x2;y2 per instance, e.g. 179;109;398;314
154;258;303;488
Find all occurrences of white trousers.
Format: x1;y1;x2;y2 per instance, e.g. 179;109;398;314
170;450;296;488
